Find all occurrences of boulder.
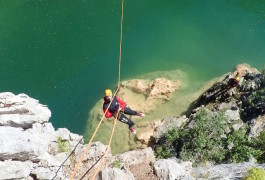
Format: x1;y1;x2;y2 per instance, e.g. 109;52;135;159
39;152;70;167
70;142;111;179
218;102;241;123
0;126;49;161
112;148;155;167
235;64;261;77
154;116;188;142
0;160;33;180
192;162;265;179
57;128;71;141
249;115;265;138
97;168;135;180
146;78;180;99
0;93;51;128
120;78;181;113
31;167;56;180
153;159;194;180
121;79;149;93
137;120;163;145
75;142;111;162
27;122;57;142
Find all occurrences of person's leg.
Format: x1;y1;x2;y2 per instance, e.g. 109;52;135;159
118;113;134;129
123;107;138;116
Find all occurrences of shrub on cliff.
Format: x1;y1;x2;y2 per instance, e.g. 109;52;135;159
244;167;265;180
178;108;228;165
155;108;265;165
252;131;265;163
226;128;262;163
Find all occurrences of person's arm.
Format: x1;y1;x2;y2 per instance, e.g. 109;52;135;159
116;96;126;110
103;108;113;118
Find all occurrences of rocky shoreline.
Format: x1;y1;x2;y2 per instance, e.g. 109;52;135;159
1;64;265;179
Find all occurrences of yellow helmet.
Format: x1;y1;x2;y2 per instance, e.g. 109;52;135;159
105;89;112;97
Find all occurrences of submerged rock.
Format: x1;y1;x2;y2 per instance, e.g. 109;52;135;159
120;77;181;113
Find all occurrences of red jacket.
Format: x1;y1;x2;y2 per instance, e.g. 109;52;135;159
103;96;126;118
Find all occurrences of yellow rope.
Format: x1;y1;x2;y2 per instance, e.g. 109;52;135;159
70;89;118;180
118;0;124;89
70;0;125;179
91;111;119;180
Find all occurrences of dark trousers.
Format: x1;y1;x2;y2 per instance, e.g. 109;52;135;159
118;107;138;128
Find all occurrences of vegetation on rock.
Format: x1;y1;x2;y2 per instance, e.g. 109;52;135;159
57;136;69;153
113;160;123;169
244;167;265;180
155;108;265;166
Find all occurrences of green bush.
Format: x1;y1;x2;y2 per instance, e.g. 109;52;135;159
154;145;171;159
226;128;262;163
58;136;69;153
178;108;228;165
155;108;265;166
253;131;265;163
245;167;265;180
113;160;123;169
247;89;265;108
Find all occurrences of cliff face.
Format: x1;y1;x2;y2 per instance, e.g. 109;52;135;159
1;64;265;180
0;92;189;180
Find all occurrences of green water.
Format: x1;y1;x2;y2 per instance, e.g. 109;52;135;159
1;0;265;136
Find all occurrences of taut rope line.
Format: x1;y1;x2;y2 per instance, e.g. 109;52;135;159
118;0;124;88
70;89;119;180
91;110;119;179
70;0;125;178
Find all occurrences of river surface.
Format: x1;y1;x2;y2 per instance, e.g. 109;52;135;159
1;0;265;136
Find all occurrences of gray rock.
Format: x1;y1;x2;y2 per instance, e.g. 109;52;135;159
0;160;33;180
31;167;56;180
192;162;265;179
155;116;188;142
39;152;70;167
113;147;155;167
154;159;194;180
249;115;265;138
74;142;111;167
97;168;135;180
0;126;48;161
57;128;71;141
0;93;51;128
27;122;57;142
232;121;244;131
219;102;237;110
225;109;240;123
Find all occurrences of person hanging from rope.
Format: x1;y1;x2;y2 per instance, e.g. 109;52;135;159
103;89;144;135
227;72;240;90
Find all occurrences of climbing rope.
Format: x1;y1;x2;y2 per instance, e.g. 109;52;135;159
118;0;124;88
70;0;125;179
91;110;119;179
70;89;119;180
51;137;84;180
